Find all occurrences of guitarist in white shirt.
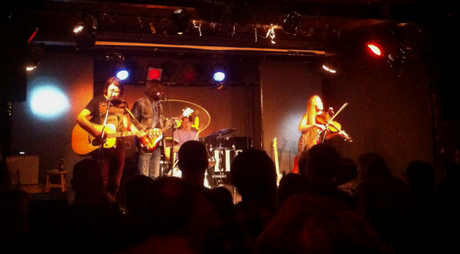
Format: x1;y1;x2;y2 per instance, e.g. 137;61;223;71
76;77;142;197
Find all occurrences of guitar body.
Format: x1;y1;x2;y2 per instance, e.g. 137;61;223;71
71;123;117;155
139;129;163;151
72;123;153;155
137;107;195;151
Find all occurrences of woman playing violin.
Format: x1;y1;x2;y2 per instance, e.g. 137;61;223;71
297;95;350;155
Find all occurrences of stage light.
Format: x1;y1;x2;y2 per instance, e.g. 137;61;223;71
29;77;70;120
322;64;337;74
282;11;302;35
25;43;45;71
147;67;162;80
213;71;225;82
182;61;196;83
171;8;192;35
106;53;130;81
212;60;226;82
116;69;129;80
73;14;97;50
366;42;383;57
26;66;37;72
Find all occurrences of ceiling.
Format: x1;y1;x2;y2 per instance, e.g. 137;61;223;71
3;0;460;60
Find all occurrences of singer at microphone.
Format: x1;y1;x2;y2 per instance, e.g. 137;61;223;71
75;76;138;197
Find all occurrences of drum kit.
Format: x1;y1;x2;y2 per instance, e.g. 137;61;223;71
202;128;237;188
161;127;238;188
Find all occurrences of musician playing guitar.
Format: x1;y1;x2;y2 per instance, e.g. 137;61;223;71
130;80;193;179
76;77;142;197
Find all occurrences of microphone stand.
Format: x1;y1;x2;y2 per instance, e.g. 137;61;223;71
166;97;181;176
157;99;167;177
159;97;175;177
99;91;115;157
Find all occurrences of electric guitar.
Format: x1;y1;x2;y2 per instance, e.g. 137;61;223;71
273;137;282;185
138;107;194;151
71;123;159;155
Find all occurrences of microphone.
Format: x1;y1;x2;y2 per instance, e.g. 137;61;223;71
107;89;116;102
159;93;166;101
328;107;335;116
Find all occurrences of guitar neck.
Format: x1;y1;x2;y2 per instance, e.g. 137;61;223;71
274;150;280;175
273;138;280;176
107;130;140;138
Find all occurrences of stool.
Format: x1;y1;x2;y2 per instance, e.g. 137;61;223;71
44;170;67;193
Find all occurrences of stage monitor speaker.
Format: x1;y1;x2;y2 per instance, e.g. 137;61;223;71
6;155;39;185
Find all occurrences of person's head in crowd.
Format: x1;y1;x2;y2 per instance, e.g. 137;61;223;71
254;194;384;254
125;174;154;217
336;157;358;186
305;143;341;186
357;152;390;180
230;148;277;205
144;177;195;235
276;172;309;208
71;158;104;204
178;140;209;186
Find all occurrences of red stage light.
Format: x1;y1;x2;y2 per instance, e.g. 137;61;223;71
367;43;383;57
183;70;195;82
148;68;161;80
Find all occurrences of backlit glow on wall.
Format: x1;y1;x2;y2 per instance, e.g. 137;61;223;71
29;77;70;119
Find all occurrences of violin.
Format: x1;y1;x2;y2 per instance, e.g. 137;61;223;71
315;110;352;142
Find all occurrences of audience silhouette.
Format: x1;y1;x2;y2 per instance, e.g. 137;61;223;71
4;138;460;254
45;158;130;254
230;148;278;254
336;157;359;197
355;152;412;253
304;143;358;208
255;194;386;254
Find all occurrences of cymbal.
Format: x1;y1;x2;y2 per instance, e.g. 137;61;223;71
206;128;236;138
214;147;232;150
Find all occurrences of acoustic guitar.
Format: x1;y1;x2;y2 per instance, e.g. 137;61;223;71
71;123;160;155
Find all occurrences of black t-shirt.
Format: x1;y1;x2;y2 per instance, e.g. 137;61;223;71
84;95;129;133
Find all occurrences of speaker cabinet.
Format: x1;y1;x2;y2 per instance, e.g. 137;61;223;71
6;155;39;185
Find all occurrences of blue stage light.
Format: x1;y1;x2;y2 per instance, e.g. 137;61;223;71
213;71;225;82
116;69;129;80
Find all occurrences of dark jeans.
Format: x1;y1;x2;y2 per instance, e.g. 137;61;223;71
92;147;125;197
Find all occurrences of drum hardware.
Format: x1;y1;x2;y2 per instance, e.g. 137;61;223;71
205;128;236;139
202;128;237;188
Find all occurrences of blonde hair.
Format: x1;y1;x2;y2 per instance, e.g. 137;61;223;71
301;95;322;152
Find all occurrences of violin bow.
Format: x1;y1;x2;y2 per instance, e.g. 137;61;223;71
319;102;348;143
327;102;348;123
